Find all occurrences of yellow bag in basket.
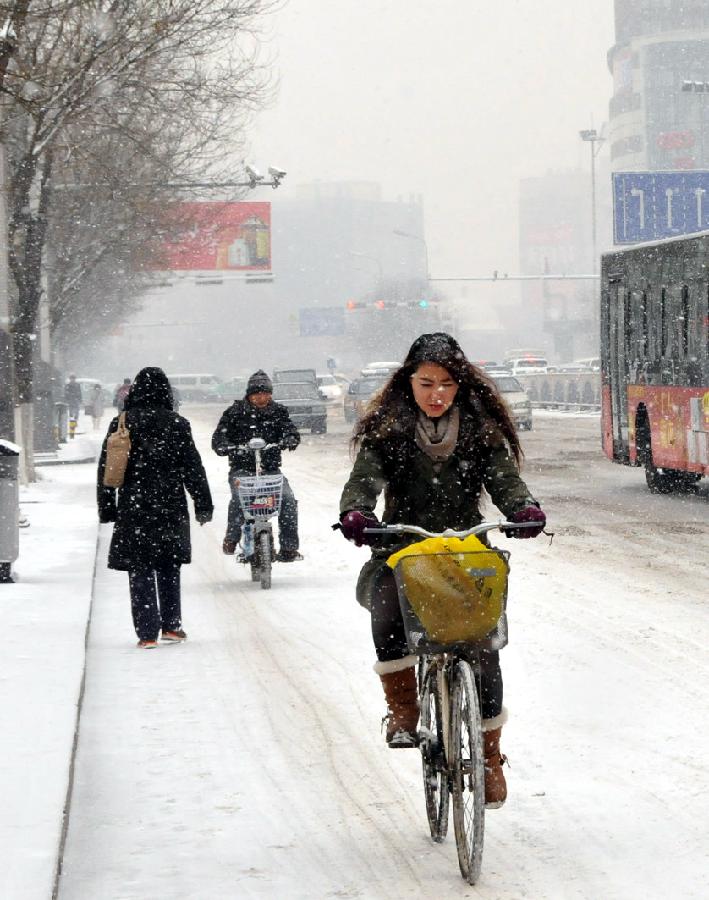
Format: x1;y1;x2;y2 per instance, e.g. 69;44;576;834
387;535;509;644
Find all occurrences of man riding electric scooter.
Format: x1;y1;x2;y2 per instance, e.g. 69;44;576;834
212;370;303;561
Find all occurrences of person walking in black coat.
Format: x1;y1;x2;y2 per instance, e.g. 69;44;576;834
97;367;213;648
211;369;302;561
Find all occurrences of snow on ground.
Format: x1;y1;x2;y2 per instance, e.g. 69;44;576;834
2;408;708;899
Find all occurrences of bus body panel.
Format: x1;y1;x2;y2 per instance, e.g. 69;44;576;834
600;231;709;486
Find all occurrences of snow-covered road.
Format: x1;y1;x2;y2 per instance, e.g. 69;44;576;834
57;410;709;899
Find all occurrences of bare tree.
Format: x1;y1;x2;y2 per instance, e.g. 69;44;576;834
0;0;275;475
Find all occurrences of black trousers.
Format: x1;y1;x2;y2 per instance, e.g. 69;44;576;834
128;565;182;641
369;566;503;721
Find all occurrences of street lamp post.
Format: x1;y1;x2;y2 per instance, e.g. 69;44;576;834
579;129;604;276
392;228;429;282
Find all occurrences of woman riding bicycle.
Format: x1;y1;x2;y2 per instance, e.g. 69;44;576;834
339;333;546;807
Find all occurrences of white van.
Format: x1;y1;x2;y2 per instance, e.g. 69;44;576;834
507;357;548;376
574;357;600;372
166;373;223;402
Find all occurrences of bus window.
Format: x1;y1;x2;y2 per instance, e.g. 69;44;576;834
681;285;690;358
641;292;648;357
624;290;632;360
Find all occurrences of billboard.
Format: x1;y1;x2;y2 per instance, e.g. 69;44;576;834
159;201;271;270
613;171;709;243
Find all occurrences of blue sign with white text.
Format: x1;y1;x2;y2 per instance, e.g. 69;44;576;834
613;171;709;244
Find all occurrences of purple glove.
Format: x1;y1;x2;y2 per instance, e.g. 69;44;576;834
340;510;380;547
504;505;546;538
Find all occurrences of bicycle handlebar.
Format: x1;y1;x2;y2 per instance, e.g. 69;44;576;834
363;520;540;539
224;442;280;452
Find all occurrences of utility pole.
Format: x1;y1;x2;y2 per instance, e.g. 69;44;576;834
0;124;15;440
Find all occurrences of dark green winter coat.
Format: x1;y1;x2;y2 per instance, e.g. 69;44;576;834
340;403;538;560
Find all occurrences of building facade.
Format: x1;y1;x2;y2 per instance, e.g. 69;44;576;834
608;0;709;171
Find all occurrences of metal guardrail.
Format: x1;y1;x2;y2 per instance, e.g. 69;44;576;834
516;372;601;412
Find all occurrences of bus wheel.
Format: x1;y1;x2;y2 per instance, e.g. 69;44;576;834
643;441;699;493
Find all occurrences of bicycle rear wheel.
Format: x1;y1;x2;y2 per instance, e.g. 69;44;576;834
419;662;449;842
449;660;484;884
258;530;272;590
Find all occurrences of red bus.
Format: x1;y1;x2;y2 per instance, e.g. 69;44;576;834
601;232;709;493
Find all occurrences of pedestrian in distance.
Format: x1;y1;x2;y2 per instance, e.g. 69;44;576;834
88;383;105;431
113;377;131;412
338;332;547;807
97;367;214;649
64;374;82;423
212;369;303;562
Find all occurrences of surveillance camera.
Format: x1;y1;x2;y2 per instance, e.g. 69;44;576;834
245;163;264;182
268;166;287;180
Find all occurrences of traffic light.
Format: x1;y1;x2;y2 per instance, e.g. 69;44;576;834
418;299;429;309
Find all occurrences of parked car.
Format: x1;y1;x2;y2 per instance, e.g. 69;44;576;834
492;374;533;431
273;367;318;386
482;363;512;376
344;375;389;423
272;381;327;434
573;357;600;372
316;373;344;404
360;360;400;377
219;375;249;402
506;356;548;376
548;362;593;374
166;373;224;402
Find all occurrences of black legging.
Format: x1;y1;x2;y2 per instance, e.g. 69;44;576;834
369;565;503;721
128;565;182;642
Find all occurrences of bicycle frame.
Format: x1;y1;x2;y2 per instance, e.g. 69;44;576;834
365;518;535;885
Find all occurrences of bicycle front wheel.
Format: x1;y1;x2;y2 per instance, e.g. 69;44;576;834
258;530;272;590
419;662;449;842
449;660;485;884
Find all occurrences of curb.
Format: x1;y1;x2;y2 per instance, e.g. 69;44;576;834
35;455;96;467
51;529;99;899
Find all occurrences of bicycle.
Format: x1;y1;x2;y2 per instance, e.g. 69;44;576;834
364;519;536;885
228;438;283;590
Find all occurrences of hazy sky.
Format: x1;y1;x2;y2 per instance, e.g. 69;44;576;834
249;0;616;278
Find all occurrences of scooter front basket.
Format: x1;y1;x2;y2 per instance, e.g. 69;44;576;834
235;473;284;518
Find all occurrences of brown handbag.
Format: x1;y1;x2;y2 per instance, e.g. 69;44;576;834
103;412;131;487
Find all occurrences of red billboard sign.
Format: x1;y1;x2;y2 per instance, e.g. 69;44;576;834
159;201;271;271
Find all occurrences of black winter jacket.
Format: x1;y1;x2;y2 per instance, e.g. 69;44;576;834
97;406;213;571
211;399;300;473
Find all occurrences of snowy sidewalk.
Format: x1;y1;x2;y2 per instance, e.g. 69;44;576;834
0;458;98;900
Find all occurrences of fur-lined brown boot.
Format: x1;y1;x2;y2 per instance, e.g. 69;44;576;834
482;710;509;808
374;656;419;748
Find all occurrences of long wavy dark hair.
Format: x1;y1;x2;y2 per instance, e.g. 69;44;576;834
353;333;522;464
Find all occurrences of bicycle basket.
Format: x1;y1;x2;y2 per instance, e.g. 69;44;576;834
235;473;284;518
387;535;509;653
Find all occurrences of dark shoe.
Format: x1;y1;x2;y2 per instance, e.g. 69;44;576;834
137;639;158;649
161;629;187;643
276;549;303;562
223;538;237;555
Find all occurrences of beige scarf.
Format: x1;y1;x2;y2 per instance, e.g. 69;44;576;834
415;406;460;467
